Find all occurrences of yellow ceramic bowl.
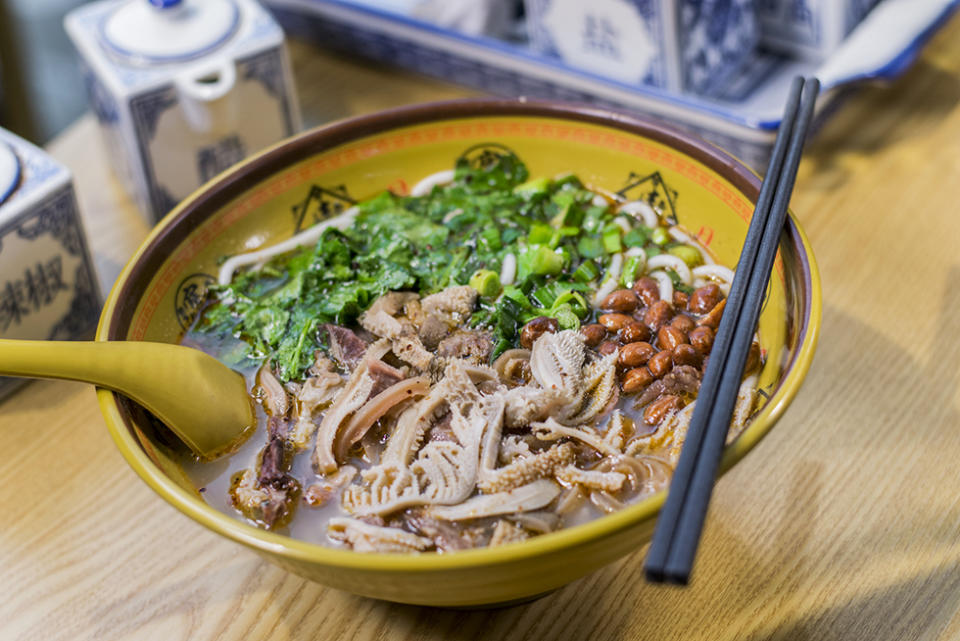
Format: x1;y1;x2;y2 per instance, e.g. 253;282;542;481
97;100;820;607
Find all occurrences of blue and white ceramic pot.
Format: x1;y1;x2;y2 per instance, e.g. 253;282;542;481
0;127;101;399
66;0;301;223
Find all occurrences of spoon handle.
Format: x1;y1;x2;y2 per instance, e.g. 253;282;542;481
0;339;254;457
0;339;199;391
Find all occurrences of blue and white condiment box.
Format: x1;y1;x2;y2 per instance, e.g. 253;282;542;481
757;0;881;61
65;0;301;223
0;127;101;399
524;0;759;95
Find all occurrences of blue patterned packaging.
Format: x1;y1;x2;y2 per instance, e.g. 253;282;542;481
65;0;301;223
524;0;759;94
0;127;101;400
757;0;880;61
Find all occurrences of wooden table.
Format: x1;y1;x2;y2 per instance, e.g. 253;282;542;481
3;21;960;640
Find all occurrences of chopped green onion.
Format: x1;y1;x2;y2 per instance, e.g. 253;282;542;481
572;259;600;282
602;224;623;254
513;176;551;198
621;254;644;288
623;227;649;248
552;304;580;331
518;246;564;279
528;223;554;246
479;225;501;252
577;236;603;259
502;285;533;309
668;245;703;267
469;269;501;297
651;226;670;246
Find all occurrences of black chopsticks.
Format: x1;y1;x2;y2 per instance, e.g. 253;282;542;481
644;76;820;585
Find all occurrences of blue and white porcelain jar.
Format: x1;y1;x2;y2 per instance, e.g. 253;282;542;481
65;0;301;223
524;0;759;95
756;0;880;61
0;127;101;399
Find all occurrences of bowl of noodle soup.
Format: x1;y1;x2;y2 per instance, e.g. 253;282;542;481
97;99;820;606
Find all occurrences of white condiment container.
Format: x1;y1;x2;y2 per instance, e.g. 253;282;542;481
757;0;881;61
65;0;301;223
524;0;759;95
0;127;101;399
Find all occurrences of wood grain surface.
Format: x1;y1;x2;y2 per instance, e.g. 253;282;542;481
3;19;960;640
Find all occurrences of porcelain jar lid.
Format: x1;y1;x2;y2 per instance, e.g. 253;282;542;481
0;143;21;206
99;0;241;65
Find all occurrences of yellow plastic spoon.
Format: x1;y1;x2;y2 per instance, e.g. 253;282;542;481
0;339;254;459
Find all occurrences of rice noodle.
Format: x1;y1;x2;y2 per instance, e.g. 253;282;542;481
646;254;692;285
553;485;586;516
613;217;632;233
669;227;715;265
500;253;517;286
218;207;358;285
410;169;455;196
619;200;659;228
692;264;735;294
589;491;624;514
607;253;624;280
508;511;560;533
442;208;463;223
593;278;619;305
648;270;673;303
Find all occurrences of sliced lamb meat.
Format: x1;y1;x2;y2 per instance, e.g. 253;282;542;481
230;469;301;530
231;419;302;529
402;510;488;551
418;314;450;350
436;330;493;363
258;435;291;487
266;415;292;440
322;324;369;370
636;365;702;406
367;358;406;397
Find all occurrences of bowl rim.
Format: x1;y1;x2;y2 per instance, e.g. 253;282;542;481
96;98;821;573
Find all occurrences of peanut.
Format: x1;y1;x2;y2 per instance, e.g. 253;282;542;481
619;341;656;368
580;323;607;348
619;320;652;344
688;283;723;314
648;350;673;378
696;298;726;329
632;276;660;306
597;340;620;356
520;316;559;349
601;289;640;313
672;343;701;367
622;367;654;394
643;300;674;330
689;325;715;354
670;314;696;335
657;325;688;352
599;313;632;332
643;394;683;425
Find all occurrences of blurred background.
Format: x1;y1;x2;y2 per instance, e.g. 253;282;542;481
0;0;87;142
